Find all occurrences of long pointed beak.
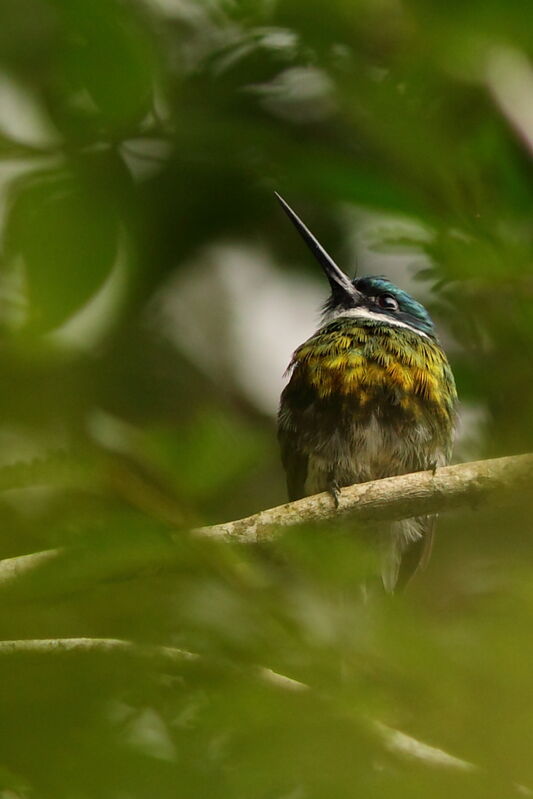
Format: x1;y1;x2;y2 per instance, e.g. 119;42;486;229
275;192;358;298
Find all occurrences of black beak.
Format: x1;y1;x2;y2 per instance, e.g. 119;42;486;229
275;192;359;301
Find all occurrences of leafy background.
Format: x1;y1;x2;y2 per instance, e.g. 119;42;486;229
0;0;532;796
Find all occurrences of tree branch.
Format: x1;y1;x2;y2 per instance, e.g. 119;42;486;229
0;637;478;776
4;637;528;788
195;452;533;542
0;636;198;669
0;453;530;602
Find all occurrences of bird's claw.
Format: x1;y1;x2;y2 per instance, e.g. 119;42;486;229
328;480;341;509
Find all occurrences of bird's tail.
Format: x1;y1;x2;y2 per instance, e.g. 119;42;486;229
380;516;435;592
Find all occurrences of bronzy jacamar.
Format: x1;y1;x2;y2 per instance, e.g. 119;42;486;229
276;194;457;591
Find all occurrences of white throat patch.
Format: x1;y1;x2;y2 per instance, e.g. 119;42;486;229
323;307;430;339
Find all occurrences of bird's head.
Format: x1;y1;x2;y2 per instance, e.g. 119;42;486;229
276;193;435;338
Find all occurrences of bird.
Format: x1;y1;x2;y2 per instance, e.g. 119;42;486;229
276;193;457;591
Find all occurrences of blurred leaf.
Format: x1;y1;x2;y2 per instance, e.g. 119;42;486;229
0;0;57;76
49;0;156;137
5;158;120;330
145;408;270;509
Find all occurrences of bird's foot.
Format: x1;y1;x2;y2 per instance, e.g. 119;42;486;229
328;479;341;509
429;460;438;476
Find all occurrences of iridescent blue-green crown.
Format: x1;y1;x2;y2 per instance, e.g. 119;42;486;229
276;192;435;339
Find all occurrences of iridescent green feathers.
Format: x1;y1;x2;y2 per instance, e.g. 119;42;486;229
287;315;456;431
279;316;457;499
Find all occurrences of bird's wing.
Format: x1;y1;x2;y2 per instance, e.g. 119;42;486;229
278;426;309;501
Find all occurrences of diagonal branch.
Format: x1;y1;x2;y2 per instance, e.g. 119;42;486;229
194;452;533;542
0;453;530;602
5;637;530;790
0;637;477;775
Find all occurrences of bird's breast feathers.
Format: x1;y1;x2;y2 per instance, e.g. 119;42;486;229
285;317;456;424
278;317;457;496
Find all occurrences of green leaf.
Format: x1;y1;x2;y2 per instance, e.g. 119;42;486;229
50;0;155;136
6;161;119;330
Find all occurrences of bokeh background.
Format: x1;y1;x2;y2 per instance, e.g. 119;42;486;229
0;0;532;796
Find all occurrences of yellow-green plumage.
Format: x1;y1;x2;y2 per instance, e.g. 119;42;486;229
279;316;457;590
291;317;455;424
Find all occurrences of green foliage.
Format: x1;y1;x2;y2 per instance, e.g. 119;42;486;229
6;161;120;329
0;0;531;796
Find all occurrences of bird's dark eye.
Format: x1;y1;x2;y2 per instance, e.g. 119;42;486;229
377;294;399;311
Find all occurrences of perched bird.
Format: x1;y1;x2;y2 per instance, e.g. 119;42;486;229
276;194;457;591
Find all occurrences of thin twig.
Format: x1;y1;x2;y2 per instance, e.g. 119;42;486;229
0;637;506;782
20;639;526;788
0;637;197;667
